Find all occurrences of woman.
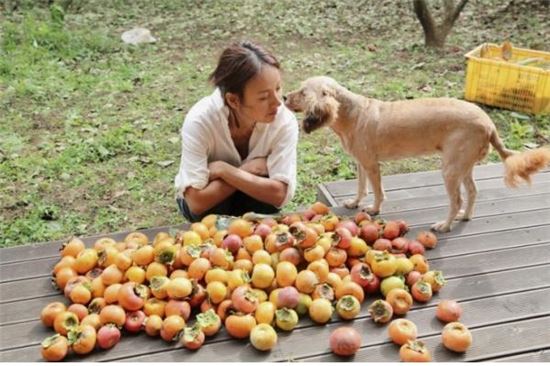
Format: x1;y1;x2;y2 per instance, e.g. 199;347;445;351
174;41;299;222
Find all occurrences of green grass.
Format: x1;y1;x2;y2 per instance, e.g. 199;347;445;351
1;0;549;247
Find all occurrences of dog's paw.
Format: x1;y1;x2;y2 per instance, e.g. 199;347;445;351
455;210;472;221
343;198;359;209
431;221;452;233
365;205;380;216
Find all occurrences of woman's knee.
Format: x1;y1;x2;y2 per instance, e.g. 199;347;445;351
176;198;202;222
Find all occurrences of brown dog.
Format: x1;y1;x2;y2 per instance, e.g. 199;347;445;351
285;76;550;232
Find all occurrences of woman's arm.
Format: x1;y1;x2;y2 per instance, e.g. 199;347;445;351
184;179;236;215
209;161;288;207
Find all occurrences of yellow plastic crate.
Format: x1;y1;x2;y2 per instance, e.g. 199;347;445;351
464;43;550;115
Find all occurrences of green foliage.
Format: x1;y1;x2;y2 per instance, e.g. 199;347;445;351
1;0;549;247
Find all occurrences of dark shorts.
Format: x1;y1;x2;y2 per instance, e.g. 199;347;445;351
177;191;280;222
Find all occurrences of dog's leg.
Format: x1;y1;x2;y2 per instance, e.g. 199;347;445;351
344;163;367;208
364;164;384;216
456;168;477;221
431;168;463;233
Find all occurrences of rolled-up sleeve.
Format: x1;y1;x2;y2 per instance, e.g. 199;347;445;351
267;115;299;207
174;119;210;198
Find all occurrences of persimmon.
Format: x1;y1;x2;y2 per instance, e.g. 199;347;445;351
329;327;361;356
41;302;67;327
388;319;418;345
60;237;85;258
442;322;472;352
400;340;432;362
41;334;69;361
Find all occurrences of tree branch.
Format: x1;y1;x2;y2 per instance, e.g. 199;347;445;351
445;0;469;27
413;0;436;35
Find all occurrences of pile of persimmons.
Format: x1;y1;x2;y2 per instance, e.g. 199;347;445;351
40;202;471;361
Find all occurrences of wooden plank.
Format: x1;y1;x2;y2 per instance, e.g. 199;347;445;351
0;257;60;284
333;180;550;213
326;172;550;210
0;294;65;327
0;277;58;304
103;288;550;362
493;349;550;362
320;163;511;198
428;243;550;278
316;182;338;206
381;193;550;227
377;208;550;240
2;262;549;355
320;165;549;199
0;225;187;265
304;316;550;362
423;225;550;261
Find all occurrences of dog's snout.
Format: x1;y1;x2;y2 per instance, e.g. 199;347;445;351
283;95;287;102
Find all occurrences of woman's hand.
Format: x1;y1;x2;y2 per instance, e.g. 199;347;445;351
240;157;268;177
208;161;229;181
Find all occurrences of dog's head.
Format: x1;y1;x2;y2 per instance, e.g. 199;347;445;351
285;76;341;133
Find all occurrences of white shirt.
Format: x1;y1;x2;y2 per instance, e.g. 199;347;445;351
174;88;299;207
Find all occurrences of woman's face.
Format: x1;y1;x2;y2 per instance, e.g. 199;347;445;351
235;65;282;124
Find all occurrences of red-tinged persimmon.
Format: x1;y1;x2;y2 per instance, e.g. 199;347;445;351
329;327;361;356
436;300;463;323
181;324;205;350
118;282;149;311
231;285;259;313
417;231;438;249
96;324;121;349
125;310;146;333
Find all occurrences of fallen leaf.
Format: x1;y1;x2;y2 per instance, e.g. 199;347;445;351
510;112;531;120
157;160;175;167
417;84;432;93
523;142;539;149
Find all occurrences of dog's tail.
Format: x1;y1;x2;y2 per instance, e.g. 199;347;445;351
490;129;550;187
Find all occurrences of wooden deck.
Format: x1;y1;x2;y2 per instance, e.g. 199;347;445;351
1;163;550;362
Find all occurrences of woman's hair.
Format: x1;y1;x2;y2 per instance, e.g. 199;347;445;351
209;41;280;100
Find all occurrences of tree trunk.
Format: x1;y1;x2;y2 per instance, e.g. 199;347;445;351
413;0;469;48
